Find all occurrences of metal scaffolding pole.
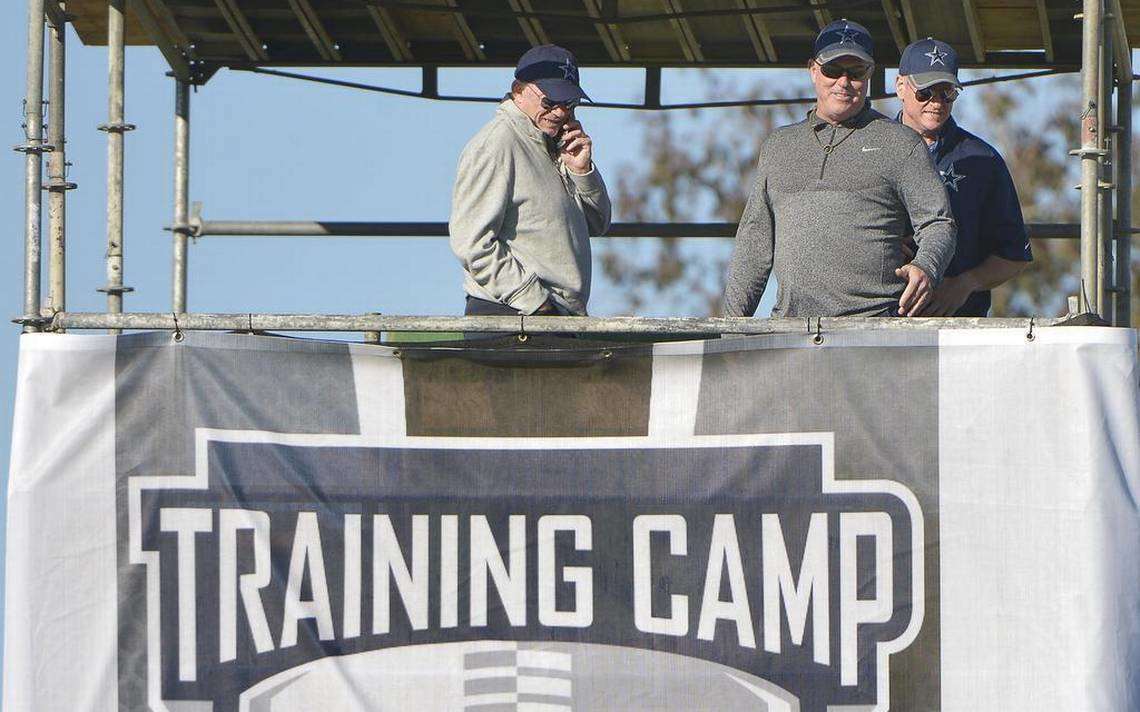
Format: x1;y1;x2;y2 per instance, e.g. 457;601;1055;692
46;11;70;319
1077;0;1103;315
19;0;46;332
1113;73;1132;326
181;218;1109;240
1096;27;1113;319
172;80;190;313
99;0;133;333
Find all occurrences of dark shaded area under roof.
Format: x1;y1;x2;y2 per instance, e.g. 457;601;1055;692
60;0;1138;83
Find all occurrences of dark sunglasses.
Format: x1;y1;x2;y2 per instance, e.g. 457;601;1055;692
540;96;580;111
817;61;874;81
529;85;580;111
913;84;960;103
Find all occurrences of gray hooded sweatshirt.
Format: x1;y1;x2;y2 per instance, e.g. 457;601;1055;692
449;100;612;315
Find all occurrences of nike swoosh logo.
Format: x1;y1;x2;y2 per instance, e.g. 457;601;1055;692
861;146;881;152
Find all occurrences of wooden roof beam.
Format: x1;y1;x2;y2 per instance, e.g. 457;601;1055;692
960;0;985;63
1034;0;1053;62
365;3;413;61
881;0;909;52
738;0;777;62
440;0;486;61
897;0;918;46
810;1;833;30
127;0;192;82
509;0;550;47
662;0;704;62
213;0;268;61
146;0;193;52
583;0;630;62
286;0;342;61
1107;0;1132;75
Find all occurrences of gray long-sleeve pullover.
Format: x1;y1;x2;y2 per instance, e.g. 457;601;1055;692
449;100;611;316
723;104;957;317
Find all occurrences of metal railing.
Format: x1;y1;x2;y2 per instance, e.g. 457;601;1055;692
42;313;1075;338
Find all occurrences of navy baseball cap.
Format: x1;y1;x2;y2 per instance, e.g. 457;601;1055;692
514;44;591;104
813;19;874;64
899;38;961;89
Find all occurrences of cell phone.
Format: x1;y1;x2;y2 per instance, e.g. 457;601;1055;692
556;108;577;150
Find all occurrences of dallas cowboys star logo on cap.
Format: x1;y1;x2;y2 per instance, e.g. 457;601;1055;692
925;45;948;66
940;163;965;191
836;24;858;45
560;58;578;82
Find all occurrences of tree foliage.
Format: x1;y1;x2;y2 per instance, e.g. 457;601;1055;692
603;73;1137;324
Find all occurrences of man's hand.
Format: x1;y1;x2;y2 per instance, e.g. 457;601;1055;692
558;120;593;174
919;273;977;316
895;264;934;316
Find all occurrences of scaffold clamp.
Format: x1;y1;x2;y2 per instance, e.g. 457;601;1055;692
12;142;55;154
97;122;137;133
10;314;52;329
43;177;77;191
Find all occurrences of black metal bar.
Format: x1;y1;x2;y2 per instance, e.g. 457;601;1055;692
241;67;1071;111
421;66;438;98
644;67;661;109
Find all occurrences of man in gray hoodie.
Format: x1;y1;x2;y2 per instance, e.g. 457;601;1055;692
449;45;612;319
723;20;956;318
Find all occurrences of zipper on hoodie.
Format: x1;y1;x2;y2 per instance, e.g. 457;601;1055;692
819;126;836;179
817;125;858;179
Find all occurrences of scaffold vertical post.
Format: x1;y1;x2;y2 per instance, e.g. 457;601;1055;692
1113;72;1132;326
22;0;46;333
1096;26;1113;320
173;80;190;313
46;10;67;321
104;0;127;333
1078;0;1103;316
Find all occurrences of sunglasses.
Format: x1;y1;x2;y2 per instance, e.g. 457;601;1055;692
817;61;874;81
529;84;579;111
541;96;580;111
913;84;960;103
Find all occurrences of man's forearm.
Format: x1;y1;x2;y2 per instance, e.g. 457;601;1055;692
957;254;1030;291
911;221;956;282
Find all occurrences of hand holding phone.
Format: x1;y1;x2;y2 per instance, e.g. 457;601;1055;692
557;117;593;175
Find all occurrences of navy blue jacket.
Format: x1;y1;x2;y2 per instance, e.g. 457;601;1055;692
922;116;1033;316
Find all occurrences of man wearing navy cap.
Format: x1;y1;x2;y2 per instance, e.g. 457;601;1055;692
449;45;611;323
725;19;956;318
896;38;1032;316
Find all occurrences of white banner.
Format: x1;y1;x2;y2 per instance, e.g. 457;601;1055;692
4;328;1138;711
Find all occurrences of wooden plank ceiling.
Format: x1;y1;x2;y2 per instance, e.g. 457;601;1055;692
59;0;1139;76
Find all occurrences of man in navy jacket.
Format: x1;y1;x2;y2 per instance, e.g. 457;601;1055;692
896;38;1033;316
